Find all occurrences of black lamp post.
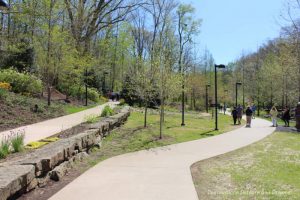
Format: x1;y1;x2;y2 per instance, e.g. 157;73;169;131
205;84;210;113
215;64;226;131
85;68;88;106
236;82;242;107
0;0;9;11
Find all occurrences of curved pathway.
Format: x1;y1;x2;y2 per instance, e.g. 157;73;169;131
50;118;275;200
0;102;117;145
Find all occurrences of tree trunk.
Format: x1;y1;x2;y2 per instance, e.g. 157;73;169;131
47;86;51;106
144;104;147;128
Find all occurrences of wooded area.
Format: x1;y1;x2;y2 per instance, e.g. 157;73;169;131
1;0;300;134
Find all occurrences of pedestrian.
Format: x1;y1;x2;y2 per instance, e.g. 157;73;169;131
251;104;256;119
282;107;291;127
237;104;243;125
270;106;278;127
224;104;227;115
231;107;238;125
245;106;253;127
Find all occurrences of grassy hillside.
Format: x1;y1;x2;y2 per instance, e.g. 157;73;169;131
0;90;67;132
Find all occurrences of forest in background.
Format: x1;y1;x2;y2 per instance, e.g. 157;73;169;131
0;0;300;116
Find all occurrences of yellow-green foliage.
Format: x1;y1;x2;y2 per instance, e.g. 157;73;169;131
0;82;11;90
26;141;48;149
85;114;99;124
41;137;59;142
26;137;60;149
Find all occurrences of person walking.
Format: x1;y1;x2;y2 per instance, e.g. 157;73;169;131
245;106;253;127
224;104;227;115
231;107;238;125
282;107;291;127
251;104;257;119
237;104;243;125
270;106;278;127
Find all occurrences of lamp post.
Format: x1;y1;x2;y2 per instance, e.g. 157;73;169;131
85;68;88;106
206;84;210;113
215;64;226;131
236;82;242;107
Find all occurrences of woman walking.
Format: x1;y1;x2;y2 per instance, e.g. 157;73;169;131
270;106;278;127
231;107;238;125
282;107;291;127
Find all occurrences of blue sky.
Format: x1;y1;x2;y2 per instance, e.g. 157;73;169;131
183;0;287;64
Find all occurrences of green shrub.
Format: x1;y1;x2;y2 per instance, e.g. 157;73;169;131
119;98;126;106
87;88;100;102
85;114;99;123
0;138;10;159
0;69;43;95
0;88;8;100
11;132;25;153
101;105;113;117
69;86;100;102
100;96;108;103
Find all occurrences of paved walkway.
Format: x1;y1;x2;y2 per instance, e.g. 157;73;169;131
0;102;117;145
50;118;275;200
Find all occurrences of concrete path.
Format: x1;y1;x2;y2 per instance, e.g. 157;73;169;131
50;118;275;200
0;102;117;145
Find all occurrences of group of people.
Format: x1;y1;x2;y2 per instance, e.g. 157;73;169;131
231;105;245;126
270;106;291;127
231;104;291;128
231;105;255;127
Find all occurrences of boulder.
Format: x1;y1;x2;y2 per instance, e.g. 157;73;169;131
0;165;35;200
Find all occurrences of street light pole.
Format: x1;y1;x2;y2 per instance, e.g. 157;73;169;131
236;82;242;107
85;68;88;106
206;84;210;113
215;64;226;131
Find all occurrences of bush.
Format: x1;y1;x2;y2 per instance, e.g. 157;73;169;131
101;105;113;117
87;88;100;102
119;98;126;106
0;69;43;95
0;88;8;100
0;82;12;90
85;114;99;124
0;138;10;159
11;132;25;153
69;85;100;102
100;96;108;103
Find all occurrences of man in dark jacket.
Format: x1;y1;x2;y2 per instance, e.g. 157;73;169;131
231;107;238;125
282;107;291;127
245;106;253;128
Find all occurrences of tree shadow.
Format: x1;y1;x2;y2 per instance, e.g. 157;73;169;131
200;130;216;137
276;126;300;134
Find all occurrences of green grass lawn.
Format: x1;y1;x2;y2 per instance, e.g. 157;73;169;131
64;104;98;114
89;111;244;163
191;131;300;200
64;99;108;114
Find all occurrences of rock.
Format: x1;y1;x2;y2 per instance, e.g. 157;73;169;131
26;178;38;192
0;165;35;200
37;173;51;188
50;161;72;181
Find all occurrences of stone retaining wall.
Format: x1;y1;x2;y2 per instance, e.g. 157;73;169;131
0;107;130;200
